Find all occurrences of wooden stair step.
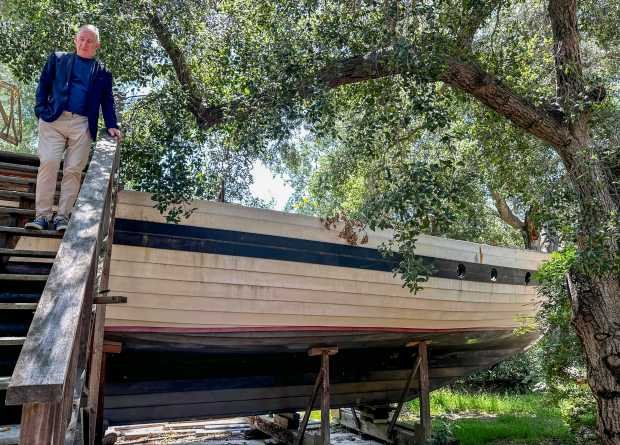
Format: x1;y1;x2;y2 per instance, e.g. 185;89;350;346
0;161;84;177
0;292;41;303
0;174;61;190
0;190;35;201
0;248;56;258
0;273;49;281
0;376;10;390
0;226;62;238
0;207;35;216
0;150;39;165
0;190;61;201
0;161;38;174
0;303;38;310
0;175;61;190
0;337;26;346
0;174;36;185
2;262;53;276
0;424;19;445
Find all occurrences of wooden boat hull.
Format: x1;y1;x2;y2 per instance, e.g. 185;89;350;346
12;191;547;424
103;328;539;424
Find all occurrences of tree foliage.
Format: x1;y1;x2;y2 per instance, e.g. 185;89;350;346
2;0;620;439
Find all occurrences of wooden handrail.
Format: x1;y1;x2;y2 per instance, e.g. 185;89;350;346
5;134;120;444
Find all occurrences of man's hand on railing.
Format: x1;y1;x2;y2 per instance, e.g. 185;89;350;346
107;127;122;143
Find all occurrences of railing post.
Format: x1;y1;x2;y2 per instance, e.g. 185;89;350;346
87;149;121;444
20;402;62;444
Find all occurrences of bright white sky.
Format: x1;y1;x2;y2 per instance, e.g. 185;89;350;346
250;161;293;211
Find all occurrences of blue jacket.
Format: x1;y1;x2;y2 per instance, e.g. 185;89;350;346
35;52;118;140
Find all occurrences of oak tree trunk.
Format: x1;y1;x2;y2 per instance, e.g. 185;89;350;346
569;273;620;443
562;132;620;444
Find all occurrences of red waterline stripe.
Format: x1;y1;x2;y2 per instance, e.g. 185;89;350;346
104;325;508;334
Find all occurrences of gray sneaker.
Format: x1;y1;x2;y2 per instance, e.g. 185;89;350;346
53;215;69;232
25;215;51;230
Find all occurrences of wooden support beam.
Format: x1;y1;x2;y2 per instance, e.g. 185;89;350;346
19;401;62;445
321;350;331;445
418;341;431;444
87;305;107;445
296;366;323;445
89;159;121;444
351;407;362;431
94;352;109;445
308;346;338;357
338;408;418;445
387;356;421;437
93;295;127;305
274;412;300;430
248;415;297;444
103;341;122;354
296;346;338;445
339;408;392;443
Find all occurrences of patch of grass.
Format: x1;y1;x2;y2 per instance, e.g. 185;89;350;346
406;390;573;445
449;414;572;445
409;388;556;417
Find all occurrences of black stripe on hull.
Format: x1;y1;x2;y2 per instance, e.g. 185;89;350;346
113;218;537;285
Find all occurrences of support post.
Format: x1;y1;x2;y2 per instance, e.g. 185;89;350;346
296;363;324;445
387;355;421;437
320;350;331;445
297;346;337;445
20;401;62;445
418;341;431;443
351;407;362;431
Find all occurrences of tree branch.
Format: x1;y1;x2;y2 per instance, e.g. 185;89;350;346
147;10;223;127
490;190;524;230
440;57;571;148
456;0;501;49
316;50;572;148
148;7;572;149
548;0;583;104
547;0;605;130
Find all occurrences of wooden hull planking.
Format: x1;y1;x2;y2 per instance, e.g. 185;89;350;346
11;191;547;424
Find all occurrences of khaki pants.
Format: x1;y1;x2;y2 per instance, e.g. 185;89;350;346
36;112;92;218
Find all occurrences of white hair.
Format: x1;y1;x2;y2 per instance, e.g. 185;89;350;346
76;24;100;43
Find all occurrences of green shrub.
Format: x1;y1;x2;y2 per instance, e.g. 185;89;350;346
535;247;587;390
452;347;544;393
553;383;597;432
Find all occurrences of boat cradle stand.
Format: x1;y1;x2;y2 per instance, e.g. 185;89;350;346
249;342;432;445
249;345;338;445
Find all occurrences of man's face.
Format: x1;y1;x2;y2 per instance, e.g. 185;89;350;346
74;30;100;59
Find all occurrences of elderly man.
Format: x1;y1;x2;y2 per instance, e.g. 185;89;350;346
26;24;121;231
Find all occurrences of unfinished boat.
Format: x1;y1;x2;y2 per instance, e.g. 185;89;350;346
12;190;547;426
106;192;547;424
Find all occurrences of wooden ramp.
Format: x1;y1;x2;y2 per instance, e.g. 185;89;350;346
0;137;120;444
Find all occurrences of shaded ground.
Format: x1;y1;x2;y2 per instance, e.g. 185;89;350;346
106;390;600;445
107;417;374;445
